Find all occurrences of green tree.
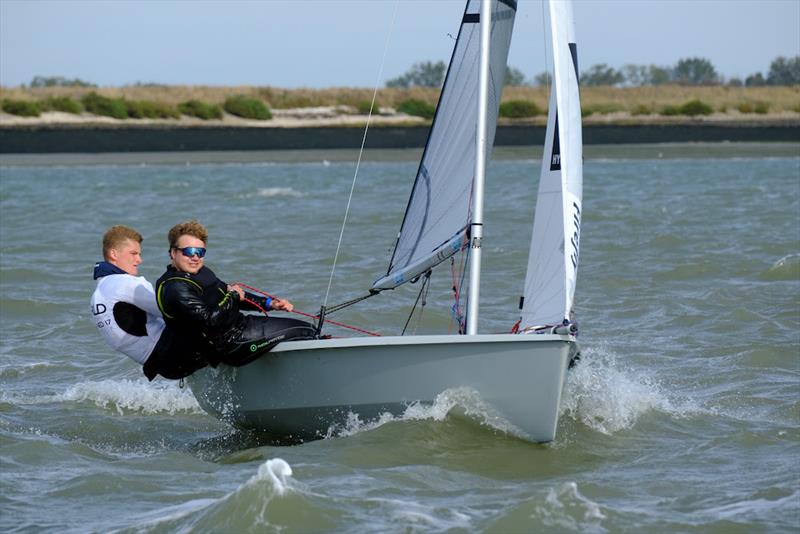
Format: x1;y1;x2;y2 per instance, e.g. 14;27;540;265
533;71;552;87
767;56;800;85
673;57;719;85
386;61;446;88
647;65;672;85
581;64;624;86
30;75;96;88
745;72;766;86
622;64;648;86
505;66;527;86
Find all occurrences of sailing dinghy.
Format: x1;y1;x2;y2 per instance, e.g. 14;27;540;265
188;0;583;443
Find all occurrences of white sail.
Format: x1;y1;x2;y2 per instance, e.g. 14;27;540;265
519;0;583;329
373;0;516;291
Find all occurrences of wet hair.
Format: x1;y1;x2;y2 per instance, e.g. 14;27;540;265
168;220;208;249
102;225;143;260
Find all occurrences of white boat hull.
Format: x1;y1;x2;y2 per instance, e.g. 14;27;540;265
188;334;577;443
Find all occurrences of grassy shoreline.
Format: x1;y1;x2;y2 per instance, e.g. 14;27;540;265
1;85;798;127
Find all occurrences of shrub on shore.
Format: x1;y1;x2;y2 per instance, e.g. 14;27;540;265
659;99;713;117
224;95;272;120
2;99;42;117
583;103;625;116
126;100;180;119
81;92;128;119
738;101;770;114
42;96;82;114
679;99;713;116
499;100;541;118
178;100;223;120
397;98;435;119
357;100;378;115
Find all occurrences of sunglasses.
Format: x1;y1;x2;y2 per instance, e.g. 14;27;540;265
174;246;206;258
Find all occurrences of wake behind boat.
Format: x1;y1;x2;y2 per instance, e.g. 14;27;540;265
189;0;584;443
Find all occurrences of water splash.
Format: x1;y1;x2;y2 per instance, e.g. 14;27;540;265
324;387;521;439
246;458;294;496
54;379;203;415
560;347;693;434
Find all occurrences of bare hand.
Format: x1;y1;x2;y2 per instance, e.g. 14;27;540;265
227;284;245;300
271;297;294;312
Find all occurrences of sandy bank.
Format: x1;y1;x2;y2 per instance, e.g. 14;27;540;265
1;106;799;129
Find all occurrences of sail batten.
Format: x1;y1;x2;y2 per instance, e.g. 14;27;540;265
374;0;516;293
520;0;583;329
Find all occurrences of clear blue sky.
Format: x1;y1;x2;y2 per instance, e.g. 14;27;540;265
1;0;798;88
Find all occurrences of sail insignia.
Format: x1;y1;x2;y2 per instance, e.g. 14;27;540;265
519;0;583;330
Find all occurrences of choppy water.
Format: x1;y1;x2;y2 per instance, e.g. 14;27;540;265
1;143;798;533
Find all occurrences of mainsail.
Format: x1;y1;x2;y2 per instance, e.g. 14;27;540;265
372;0;516;291
519;0;583;328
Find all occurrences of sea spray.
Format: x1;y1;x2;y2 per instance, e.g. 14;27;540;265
55;379;203;415
560;346;689;434
323;387;523;439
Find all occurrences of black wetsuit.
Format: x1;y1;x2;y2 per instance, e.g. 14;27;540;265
154;265;316;368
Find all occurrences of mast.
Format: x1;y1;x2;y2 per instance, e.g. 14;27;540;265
466;0;491;336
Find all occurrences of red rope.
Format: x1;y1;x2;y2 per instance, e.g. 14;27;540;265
232;282;382;337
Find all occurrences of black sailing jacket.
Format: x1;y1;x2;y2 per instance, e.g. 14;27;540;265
155;265;267;362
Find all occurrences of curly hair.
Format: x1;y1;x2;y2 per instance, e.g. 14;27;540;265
167;220;208;248
102;225;143;260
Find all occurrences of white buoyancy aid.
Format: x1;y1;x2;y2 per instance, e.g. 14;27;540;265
90;273;165;365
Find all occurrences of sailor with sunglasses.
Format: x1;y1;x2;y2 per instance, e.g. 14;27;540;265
91;225;208;381
153;220;316;370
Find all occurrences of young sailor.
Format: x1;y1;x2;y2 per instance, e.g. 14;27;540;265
90;225;209;380
155;220;316;367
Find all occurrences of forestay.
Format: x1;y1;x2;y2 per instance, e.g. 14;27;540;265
519;0;583;328
372;0;516;291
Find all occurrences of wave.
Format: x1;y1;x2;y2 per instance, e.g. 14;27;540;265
762;253;800;281
43;379;204;415
560;346;701;434
114;458;310;533
322;386;524;440
0;361;57;378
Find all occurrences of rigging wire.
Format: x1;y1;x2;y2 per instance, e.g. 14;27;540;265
401;271;431;336
322;0;400;311
234;282;382;337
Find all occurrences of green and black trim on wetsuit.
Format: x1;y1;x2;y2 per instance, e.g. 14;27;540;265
154;265;317;369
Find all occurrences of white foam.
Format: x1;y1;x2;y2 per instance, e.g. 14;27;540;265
324;387;521;439
366;497;473;531
248;458;294;496
54;379;204;415
701;490;800;520
560;347;697;434
240;187;304;199
535;482;606;531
